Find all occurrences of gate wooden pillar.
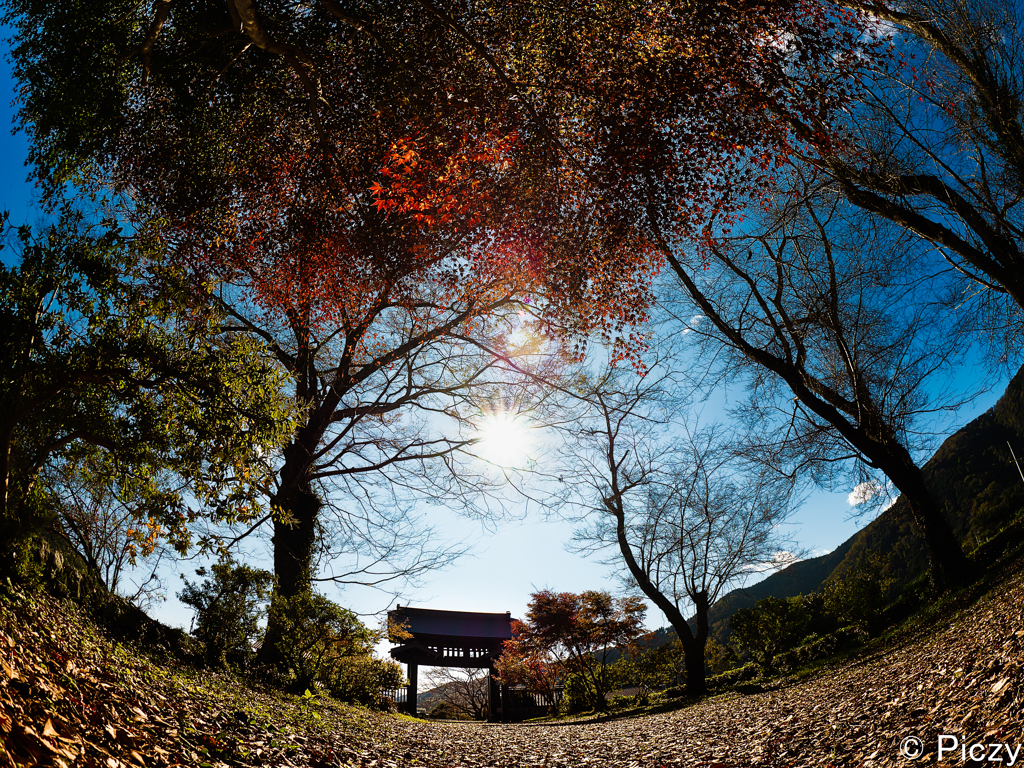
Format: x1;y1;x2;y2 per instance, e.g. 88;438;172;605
487;665;503;721
406;663;418;716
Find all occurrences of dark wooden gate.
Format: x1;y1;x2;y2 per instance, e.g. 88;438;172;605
388;606;514;720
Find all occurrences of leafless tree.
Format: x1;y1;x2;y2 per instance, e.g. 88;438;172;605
44;452;172;611
209;285;566;662
558;342;800;696
423;667;490;720
657;169;979;591
814;0;1024;362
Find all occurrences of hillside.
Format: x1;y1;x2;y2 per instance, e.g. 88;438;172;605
3;555;1022;767
699;534;863;644
832;363;1024;588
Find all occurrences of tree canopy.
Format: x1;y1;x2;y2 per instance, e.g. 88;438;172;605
0;214;292;580
5;0;1018;657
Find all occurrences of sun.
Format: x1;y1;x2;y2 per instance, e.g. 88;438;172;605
475;411;532;468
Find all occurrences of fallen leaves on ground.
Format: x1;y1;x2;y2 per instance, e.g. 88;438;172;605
0;590;379;768
2;563;1022;768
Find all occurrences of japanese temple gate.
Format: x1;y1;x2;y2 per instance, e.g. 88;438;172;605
388;606;513;719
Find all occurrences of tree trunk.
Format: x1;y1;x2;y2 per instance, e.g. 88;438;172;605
678;592;709;697
256;339;333;665
883;456;973;593
257;451;322;665
682;636;708;696
912;499;973;592
610;493;711;696
269;483;321;598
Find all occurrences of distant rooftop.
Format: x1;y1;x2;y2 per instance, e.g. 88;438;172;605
389;606;514;640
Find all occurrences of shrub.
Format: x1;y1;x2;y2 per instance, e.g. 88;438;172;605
323;655;404;710
558;665;618;714
797;633;823;648
612;639;682;703
177;560;273;669
822;552;895;631
773;625;869;672
558;672;590;714
706;661;760;690
269;590;374;694
429;700;471;720
607;693;634;710
730;595;810;672
704;639;739;676
269;589;402;708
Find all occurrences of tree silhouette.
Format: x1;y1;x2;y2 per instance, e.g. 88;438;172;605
810;0;1024;353
560;343;799;695
659;171;977;590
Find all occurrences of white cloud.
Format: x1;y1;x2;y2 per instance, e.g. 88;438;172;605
682;314;705;335
848;480;898;511
743;550;801;575
848;480;881;505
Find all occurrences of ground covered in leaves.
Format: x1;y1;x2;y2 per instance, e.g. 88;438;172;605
2;561;1022;768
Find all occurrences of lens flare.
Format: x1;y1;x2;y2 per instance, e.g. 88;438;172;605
475;411;532;468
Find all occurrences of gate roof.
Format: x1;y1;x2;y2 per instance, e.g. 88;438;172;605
389;606;514;641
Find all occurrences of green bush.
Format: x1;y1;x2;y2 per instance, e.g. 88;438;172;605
730;595;811;672
177;560;273;669
558;672;590;714
706;661;760;690
270;589;402;708
822;552;894;631
558;665;618;714
269;590;374;694
773;625;869;672
323;655;404;710
704;639;739;676
612;639;683;703
606;693;634;710
429;700;471;720
797;633;823;648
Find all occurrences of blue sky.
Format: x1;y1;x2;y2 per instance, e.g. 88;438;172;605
0;50;42;230
0;36;1013;658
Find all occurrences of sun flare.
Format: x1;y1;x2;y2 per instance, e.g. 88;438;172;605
475;411;532;468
